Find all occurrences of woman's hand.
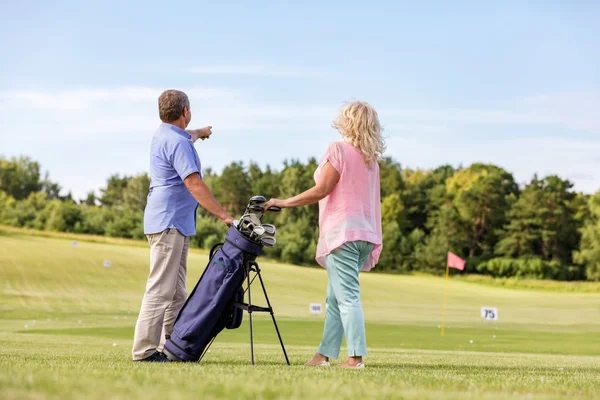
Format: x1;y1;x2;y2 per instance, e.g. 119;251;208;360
264;198;287;211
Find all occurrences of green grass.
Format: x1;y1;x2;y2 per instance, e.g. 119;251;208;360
2;232;600;399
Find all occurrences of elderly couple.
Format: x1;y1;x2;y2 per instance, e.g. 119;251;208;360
132;90;385;369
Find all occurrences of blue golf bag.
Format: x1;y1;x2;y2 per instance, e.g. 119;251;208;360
163;226;263;362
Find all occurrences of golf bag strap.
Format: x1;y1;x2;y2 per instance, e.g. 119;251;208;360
209;242;224;259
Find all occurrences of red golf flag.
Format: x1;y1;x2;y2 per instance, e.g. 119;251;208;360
447;252;466;271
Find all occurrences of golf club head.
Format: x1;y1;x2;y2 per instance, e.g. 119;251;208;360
247;204;264;213
266;206;282;213
238;216;254;236
249;195;267;204
239;215;252;227
247;214;261;227
252;226;266;237
262;224;276;236
260;236;276;247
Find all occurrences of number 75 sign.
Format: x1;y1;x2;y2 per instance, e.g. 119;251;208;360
481;307;498;321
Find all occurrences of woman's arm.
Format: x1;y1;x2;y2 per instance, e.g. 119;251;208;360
264;161;340;209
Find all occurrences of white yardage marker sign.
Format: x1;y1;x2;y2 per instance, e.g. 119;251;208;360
310;303;323;314
481;307;498;320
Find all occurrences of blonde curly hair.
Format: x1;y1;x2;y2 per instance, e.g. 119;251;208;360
332;100;386;165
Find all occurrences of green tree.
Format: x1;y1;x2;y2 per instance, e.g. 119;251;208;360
0;190;16;224
211;162;252;216
36;199;83;232
496;176;579;265
415;204;470;273
11;191;48;228
277;158;319;224
99;174;131;207
574;191;600;281
41;173;62;200
446;164;518;259
401;165;456;234
122;173;151;212
83;191;97;206
105;208;144;239
249;162;280;199
270;158;320;265
378;194;406;271
74;206;113;235
378;157;403;198
0;156;43;200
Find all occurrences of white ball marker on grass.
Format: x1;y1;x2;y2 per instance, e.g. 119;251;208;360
103;260;112;268
469;340;474;344
113;343;117;347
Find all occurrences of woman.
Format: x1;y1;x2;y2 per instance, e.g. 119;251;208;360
264;100;384;369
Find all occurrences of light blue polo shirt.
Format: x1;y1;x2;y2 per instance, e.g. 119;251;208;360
144;123;201;236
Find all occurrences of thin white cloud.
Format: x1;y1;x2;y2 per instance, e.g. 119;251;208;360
0;86;238;111
381;93;600;134
388;135;600;194
184;64;322;78
1;86;599;198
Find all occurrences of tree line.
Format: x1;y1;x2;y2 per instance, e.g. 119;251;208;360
1;155;599;281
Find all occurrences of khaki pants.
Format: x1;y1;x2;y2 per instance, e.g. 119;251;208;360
132;228;189;360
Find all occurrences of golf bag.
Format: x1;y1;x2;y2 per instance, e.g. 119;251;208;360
163;226;262;362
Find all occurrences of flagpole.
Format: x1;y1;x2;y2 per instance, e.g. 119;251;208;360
441;264;449;337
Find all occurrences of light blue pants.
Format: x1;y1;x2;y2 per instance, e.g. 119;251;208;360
317;241;373;359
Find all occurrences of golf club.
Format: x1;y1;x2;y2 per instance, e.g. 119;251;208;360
260;236;276;247
244;196;267;216
260;205;282;221
250;225;266;239
247;204;264;213
262;224;276;236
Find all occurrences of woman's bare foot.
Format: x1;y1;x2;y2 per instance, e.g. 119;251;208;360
338;356;364;369
304;353;330;367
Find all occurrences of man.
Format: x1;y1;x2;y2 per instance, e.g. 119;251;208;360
132;89;234;362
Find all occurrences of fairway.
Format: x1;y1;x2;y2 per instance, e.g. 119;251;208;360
2;231;600;399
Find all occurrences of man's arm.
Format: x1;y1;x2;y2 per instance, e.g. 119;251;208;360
187;126;212;143
184;172;234;225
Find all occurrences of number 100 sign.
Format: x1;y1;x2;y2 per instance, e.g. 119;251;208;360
481;307;498;321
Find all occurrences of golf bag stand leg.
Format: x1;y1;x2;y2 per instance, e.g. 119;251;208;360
246;259;255;365
250;260;290;366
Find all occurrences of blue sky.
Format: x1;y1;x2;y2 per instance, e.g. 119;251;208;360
1;1;599;198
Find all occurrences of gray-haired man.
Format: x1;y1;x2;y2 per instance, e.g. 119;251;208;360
132;90;234;362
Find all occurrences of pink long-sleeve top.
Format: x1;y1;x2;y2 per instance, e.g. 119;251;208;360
314;141;383;271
